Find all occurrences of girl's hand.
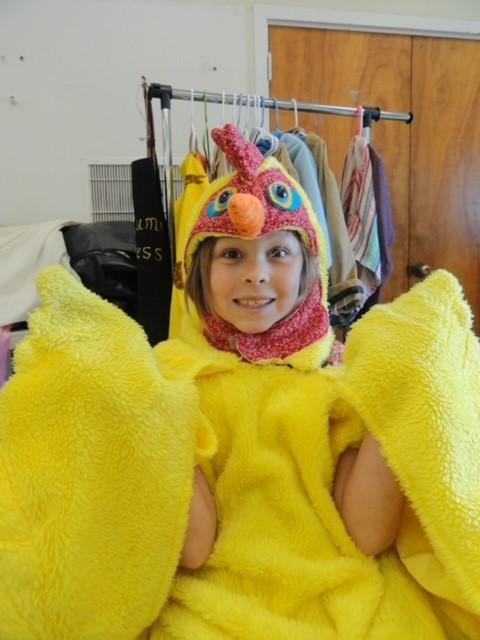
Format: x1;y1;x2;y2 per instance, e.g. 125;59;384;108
180;467;217;569
333;434;405;556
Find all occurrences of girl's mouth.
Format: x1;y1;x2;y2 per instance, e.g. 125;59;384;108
234;298;274;308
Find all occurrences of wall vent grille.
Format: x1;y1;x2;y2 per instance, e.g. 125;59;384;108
88;163;183;222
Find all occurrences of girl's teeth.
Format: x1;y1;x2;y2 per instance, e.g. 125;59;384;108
237;299;269;307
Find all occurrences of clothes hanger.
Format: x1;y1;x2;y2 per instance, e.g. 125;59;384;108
249;95;279;156
137;76;147;126
291;98;299;129
202;91;211;170
243;94;251;137
289;97;309;137
260;96;266;130
356;104;364;138
232;91;237;126
140;77;157;167
272;97;282;136
248;95;260;140
239;94;248;136
236;93;243;128
221;91;226;126
254;95;260;131
189;88;199;155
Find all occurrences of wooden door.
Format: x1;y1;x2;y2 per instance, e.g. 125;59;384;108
269;27;411;303
269;26;480;333
410;37;480;333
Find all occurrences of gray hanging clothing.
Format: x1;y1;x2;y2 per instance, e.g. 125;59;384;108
280;132;332;267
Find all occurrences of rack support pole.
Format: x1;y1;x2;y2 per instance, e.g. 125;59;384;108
151;83;176;272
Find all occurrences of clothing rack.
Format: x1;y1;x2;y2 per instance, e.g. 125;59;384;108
146;82;414;274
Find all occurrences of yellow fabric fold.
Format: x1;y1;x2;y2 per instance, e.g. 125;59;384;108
334;269;480;633
0;266;199;640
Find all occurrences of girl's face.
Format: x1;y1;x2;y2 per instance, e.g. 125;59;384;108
208;230;304;334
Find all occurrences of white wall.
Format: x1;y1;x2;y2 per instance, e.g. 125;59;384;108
249;0;480;19
1;0;479;225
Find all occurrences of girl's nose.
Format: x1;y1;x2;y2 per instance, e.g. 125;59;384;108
243;257;269;285
228;193;265;238
244;273;267;285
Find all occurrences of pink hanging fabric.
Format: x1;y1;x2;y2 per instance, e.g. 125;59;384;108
0;325;12;388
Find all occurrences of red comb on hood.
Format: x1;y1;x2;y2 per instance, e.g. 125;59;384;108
211;124;264;182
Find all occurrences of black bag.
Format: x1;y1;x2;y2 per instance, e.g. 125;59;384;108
62;222;138;320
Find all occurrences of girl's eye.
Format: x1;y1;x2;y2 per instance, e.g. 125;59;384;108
222;249;242;260
266;182;302;211
270;247;289;258
207;187;237;217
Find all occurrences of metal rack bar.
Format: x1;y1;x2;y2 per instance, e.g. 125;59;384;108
149;85;413;124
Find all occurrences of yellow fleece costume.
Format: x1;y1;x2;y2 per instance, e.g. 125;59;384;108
149;270;480;639
0;267;214;639
0;124;479;638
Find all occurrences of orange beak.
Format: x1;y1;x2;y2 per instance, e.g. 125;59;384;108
228;193;265;238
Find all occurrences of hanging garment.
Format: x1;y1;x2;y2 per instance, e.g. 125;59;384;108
169;153;210;338
273;142;300;182
326;338;345;366
368;144;395;283
0;325;12;388
131;89;172;346
249;126;280;157
0;219;77;326
252;130;300;182
355;144;396;316
306;133;365;325
209;144;230;181
280;132;332;267
131;157;172;345
340;135;381;298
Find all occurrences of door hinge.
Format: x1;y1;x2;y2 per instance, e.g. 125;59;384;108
267;51;272;83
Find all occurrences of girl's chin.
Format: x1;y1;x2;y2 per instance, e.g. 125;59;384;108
213;307;294;334
230;316;284;334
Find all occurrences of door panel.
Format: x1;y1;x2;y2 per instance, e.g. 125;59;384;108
410;37;480;333
269;26;412;302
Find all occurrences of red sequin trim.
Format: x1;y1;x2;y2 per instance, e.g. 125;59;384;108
203;285;329;363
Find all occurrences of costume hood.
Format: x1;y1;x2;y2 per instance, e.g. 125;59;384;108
175;124;333;370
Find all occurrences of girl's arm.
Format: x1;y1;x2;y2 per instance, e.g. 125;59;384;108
180;467;217;569
333;434;405;556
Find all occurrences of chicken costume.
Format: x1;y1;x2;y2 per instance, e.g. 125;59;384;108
0;125;479;639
